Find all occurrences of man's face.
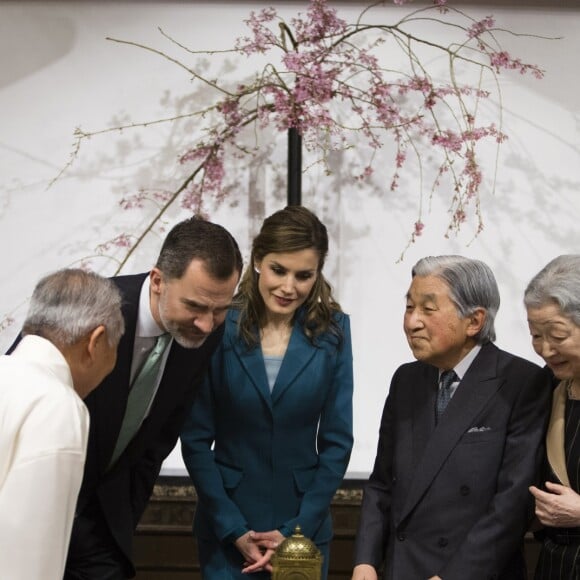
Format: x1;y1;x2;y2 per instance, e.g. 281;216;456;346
74;326;120;399
150;259;239;349
404;274;479;370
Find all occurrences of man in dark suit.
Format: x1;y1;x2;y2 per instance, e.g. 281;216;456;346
352;255;551;580
64;217;242;579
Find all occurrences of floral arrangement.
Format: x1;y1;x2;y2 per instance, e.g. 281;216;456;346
57;0;546;270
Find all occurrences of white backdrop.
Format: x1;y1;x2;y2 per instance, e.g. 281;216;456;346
1;1;579;477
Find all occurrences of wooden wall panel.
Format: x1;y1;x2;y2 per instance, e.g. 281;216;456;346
134;480;541;580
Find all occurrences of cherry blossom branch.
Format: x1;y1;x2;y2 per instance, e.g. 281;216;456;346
105;36;236;96
53;0;552;266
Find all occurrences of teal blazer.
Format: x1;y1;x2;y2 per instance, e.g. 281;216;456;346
181;308;353;547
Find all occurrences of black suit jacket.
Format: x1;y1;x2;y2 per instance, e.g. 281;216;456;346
73;273;224;574
354;343;551;580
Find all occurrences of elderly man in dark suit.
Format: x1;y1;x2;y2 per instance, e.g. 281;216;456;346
352;255;551;580
64;217;242;579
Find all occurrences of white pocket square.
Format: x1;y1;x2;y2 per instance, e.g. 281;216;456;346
467;426;492;433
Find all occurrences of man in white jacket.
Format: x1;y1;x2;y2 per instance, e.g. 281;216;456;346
0;269;124;580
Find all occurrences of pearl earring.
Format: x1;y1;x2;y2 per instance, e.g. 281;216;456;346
254;266;261;274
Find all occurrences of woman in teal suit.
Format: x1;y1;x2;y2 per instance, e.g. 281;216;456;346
181;206;354;579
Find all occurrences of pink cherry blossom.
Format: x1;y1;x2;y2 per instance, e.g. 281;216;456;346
89;0;546;263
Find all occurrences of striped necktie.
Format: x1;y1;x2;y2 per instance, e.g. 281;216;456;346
435;369;458;423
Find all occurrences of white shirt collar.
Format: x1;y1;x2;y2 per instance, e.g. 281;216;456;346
442;344;482;380
10;335;75;390
136;275;165;339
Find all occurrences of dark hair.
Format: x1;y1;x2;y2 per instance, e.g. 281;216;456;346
155;216;242;280
236;206;342;347
22;268;125;347
412;255;500;344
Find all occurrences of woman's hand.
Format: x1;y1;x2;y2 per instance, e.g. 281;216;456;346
234;531;271;573
247;529;284;551
530;482;580;527
235;530;284;574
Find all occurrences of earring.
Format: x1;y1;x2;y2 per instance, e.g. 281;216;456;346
254;266;261;274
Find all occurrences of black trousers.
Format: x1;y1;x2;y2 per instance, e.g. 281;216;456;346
64;504;131;580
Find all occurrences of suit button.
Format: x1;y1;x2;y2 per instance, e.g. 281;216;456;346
437;537;448;547
397;532;406;541
460;485;470;496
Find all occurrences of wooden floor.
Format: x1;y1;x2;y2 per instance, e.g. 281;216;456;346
134;478;541;579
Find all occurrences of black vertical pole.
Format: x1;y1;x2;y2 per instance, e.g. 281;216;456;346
287;127;302;206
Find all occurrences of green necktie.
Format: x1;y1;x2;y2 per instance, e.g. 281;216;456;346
109;333;171;467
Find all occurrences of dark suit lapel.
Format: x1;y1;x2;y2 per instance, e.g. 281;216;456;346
271;324;315;404
120;327;225;465
411;364;439;469
95;274;144;474
398;344;503;524
393;364;438;515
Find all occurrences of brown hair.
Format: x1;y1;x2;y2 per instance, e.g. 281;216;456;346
235;206;342;347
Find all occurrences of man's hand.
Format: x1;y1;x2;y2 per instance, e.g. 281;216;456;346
352;563;378;580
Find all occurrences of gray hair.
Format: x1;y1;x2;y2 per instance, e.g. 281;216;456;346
22;269;125;347
524;255;580;327
412;255;500;344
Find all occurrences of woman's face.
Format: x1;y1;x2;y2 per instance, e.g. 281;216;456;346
527;302;580;380
255;249;319;321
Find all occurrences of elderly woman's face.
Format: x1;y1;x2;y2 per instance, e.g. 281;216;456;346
527;302;580;380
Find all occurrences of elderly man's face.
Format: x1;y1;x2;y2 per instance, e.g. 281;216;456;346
90;334;118;391
404;274;477;370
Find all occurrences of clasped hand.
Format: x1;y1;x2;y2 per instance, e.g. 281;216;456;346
235;529;285;574
529;482;580;528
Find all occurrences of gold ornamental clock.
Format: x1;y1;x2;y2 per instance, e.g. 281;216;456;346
271;525;323;580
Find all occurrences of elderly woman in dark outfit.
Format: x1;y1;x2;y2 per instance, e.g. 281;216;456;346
526;255;580;580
